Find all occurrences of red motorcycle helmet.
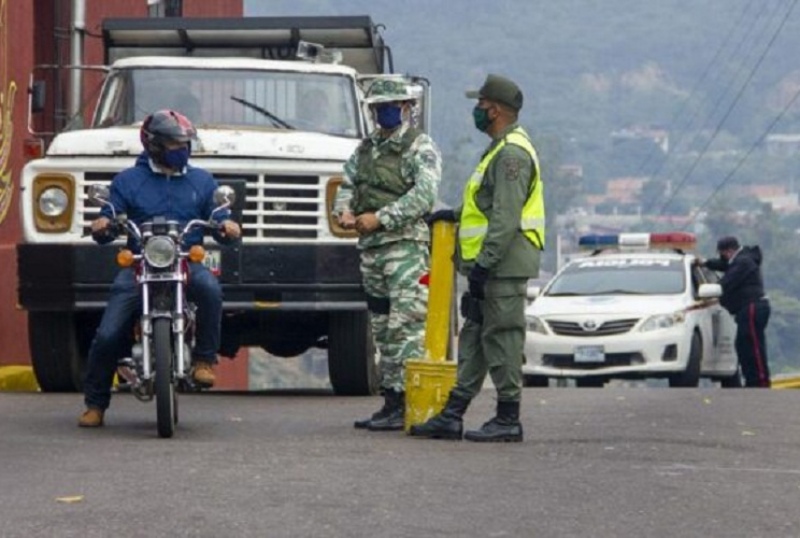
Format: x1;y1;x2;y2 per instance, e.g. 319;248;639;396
140;109;196;166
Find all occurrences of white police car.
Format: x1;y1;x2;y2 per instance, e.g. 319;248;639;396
523;233;740;388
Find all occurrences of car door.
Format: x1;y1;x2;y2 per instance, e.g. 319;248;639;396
697;266;737;373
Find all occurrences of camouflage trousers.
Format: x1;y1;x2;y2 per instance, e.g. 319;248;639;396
360;239;429;392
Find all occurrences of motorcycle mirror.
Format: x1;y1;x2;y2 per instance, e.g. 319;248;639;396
87;184;111;206
213;185;236;208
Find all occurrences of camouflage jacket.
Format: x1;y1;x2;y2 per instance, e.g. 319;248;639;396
335;123;441;249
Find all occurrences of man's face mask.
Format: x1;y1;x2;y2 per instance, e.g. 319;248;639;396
375;104;403;130
472;105;493;132
162;146;190;170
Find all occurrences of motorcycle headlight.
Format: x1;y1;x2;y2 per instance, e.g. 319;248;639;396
640;312;685;332
38;187;69;217
143;236;176;268
526;315;548;335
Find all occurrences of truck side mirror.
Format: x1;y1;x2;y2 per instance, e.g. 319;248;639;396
29;81;46;113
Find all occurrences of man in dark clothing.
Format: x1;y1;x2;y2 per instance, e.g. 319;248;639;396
698;236;771;388
78;109;241;428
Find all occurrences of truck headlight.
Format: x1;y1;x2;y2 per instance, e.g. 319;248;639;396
32;173;75;232
640;312;685;332
325;176;358;239
526;315;548;335
143;236;176;268
38;187;69;216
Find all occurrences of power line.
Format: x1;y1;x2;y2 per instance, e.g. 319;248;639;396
654;0;798;216
683;75;800;229
640;0;775;214
633;0;754;181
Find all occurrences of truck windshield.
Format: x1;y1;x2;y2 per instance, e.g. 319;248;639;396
93;67;361;137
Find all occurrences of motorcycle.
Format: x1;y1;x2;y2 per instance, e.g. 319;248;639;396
88;184;236;438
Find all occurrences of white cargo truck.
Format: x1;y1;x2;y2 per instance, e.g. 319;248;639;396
18;16;430;394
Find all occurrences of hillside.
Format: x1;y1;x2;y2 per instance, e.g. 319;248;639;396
246;0;800;195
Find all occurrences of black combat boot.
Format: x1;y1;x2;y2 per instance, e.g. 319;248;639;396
367;390;405;431
354;389;393;429
464;400;523;442
408;392;471;440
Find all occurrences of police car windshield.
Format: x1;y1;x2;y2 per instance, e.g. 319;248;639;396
546;258;685;296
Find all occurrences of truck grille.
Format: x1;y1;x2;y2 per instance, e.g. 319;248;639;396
546;319;639;337
82;172;324;241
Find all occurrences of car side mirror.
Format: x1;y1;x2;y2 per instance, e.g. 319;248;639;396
526;286;541;301
698;283;722;299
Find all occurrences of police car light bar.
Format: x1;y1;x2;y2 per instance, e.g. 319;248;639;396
578;232;696;252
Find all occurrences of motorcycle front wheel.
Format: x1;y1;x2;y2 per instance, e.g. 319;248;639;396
154;318;176;438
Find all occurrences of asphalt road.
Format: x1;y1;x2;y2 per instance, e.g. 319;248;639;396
1;388;799;538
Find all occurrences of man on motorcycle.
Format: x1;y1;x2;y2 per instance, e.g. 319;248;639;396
79;109;241;428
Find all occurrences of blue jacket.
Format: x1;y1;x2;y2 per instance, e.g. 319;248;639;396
97;153;233;250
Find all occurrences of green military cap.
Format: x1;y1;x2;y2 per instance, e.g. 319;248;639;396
466;74;523;111
364;78;416;105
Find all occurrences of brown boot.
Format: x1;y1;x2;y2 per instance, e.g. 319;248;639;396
192;361;216;388
78;407;104;428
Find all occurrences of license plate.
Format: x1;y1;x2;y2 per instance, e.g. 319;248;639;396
574;345;605;363
203;249;222;277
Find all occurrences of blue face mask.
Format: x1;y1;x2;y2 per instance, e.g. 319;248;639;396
375;104;403;130
162;146;190;170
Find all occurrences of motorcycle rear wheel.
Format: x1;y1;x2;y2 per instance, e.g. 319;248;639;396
154;318;176;438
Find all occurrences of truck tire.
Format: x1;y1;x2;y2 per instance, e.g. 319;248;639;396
669;331;702;388
327;311;378;396
28;312;88;392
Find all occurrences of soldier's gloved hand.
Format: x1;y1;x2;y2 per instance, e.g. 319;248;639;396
468;264;489;300
424;208;456;225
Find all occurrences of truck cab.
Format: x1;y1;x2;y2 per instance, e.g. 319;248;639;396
18;16;430;395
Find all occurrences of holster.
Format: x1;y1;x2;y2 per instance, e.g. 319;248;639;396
460;292;484;324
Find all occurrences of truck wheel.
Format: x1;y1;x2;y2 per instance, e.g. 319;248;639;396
669;331;702;388
28;312;89;392
327;311;378;396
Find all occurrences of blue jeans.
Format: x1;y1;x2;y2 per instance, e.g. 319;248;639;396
83;263;222;410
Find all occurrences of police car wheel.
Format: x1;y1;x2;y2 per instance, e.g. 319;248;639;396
669;331;702;388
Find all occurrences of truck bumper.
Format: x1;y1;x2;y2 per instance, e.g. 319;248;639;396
17;243;365;311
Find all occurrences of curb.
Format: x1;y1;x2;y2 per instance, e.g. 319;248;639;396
772;376;800;390
0;366;40;392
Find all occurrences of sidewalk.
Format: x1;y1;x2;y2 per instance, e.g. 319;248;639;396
0;366;39;392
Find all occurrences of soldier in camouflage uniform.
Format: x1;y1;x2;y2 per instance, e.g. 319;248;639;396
334;78;442;431
410;74;544;443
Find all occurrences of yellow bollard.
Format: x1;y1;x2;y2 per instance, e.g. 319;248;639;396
405;220;458;432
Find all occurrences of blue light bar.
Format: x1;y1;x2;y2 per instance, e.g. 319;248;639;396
578;234;619;249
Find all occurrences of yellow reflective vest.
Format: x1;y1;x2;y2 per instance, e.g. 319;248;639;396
459;127;545;261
